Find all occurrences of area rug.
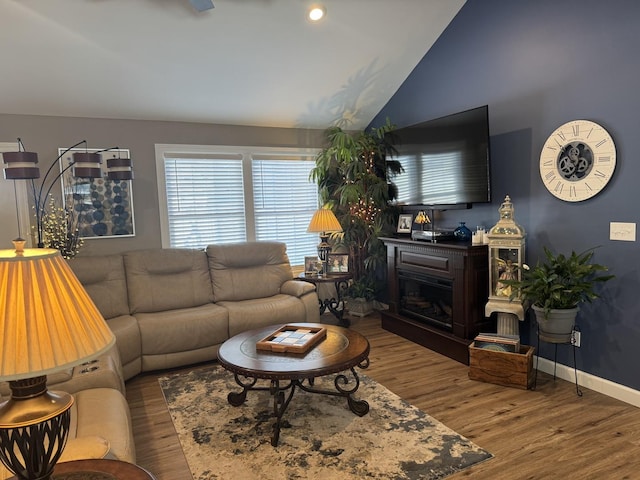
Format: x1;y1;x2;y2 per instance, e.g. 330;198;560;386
159;365;492;479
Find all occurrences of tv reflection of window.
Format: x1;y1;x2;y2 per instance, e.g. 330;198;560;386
395;142;466;205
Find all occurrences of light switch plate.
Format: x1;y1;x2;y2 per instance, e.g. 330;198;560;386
610;222;636;241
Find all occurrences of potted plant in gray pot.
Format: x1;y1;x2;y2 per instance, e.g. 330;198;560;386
502;246;614;343
345;276;377;317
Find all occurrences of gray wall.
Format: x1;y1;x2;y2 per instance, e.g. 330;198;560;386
371;0;640;389
0;114;325;256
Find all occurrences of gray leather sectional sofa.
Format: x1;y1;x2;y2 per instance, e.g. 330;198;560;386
71;241;320;380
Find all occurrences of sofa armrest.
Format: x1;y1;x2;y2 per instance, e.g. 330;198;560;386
60;435;111;462
281;279;316;298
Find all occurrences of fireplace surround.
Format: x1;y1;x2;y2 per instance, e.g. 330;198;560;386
380;237;492;364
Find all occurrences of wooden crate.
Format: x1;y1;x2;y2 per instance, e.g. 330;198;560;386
468;342;535;390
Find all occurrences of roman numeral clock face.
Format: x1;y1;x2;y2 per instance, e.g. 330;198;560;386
539;119;617;202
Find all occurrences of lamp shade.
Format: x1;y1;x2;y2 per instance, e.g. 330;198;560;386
414;211;430;224
2;151;40;180
72;152;102;178
106;157;134;180
307;208;343;233
0;248;115;381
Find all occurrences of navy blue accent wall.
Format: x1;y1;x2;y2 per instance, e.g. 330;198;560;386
371;0;640;390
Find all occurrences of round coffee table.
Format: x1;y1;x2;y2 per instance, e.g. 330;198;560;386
217;323;370;446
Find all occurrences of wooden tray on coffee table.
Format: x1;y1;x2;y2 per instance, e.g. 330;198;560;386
256;324;327;353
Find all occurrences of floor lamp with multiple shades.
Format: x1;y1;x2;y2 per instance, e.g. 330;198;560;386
0;244;115;480
307;207;343;275
2;139;134;248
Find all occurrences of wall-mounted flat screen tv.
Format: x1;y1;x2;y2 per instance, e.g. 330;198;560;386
388;105;491;208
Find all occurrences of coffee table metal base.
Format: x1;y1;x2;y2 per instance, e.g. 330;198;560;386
218;323;371;447
227;360;370;446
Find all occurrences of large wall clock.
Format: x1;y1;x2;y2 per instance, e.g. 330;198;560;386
539;119;616;202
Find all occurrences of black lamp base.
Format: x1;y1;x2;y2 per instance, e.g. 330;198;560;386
317;233;332;274
0;376;73;480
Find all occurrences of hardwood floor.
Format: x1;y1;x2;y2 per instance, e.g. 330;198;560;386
126;313;640;479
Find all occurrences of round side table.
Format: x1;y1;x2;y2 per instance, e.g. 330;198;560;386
298;272;352;327
17;459;158;480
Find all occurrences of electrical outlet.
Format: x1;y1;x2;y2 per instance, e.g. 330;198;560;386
571;329;581;347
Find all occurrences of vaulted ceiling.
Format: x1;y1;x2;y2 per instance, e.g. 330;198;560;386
0;0;465;130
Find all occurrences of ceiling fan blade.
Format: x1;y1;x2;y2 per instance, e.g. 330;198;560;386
190;0;214;12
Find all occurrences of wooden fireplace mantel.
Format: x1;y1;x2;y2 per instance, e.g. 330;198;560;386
379;237;491;364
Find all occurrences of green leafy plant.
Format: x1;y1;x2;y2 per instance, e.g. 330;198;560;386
502;246;614;317
310;118;402;298
346;276;376;301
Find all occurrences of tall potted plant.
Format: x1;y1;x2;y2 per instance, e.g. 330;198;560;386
502;246;614;342
310;119;401;304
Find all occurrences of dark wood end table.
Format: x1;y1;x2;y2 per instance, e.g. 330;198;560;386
298;272;353;327
9;459;156;480
217;322;370;446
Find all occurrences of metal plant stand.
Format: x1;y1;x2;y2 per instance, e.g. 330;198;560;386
533;327;582;397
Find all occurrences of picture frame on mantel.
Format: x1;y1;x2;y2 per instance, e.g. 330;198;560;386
397;213;413;234
59;148;135;239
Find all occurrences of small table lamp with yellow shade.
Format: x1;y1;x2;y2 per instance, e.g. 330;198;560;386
306;207;343;275
414;210;430;230
0;244;115;480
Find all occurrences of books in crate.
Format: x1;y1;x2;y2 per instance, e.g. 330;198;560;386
473;333;520;353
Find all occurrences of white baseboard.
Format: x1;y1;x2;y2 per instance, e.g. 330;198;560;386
535;356;640;408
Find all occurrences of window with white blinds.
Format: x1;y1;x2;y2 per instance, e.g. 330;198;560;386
252;155;320;264
156;145;320;266
163;154;246;248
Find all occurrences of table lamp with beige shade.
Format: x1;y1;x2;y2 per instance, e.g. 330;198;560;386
0;244;115;480
306;207;343;275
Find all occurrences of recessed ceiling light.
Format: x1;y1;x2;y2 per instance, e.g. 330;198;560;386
308;4;326;22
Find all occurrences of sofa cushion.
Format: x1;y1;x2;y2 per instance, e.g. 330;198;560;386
220;294;307;337
68;254;130;320
135;303;229;356
207;242;293;302
124;248;214;313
